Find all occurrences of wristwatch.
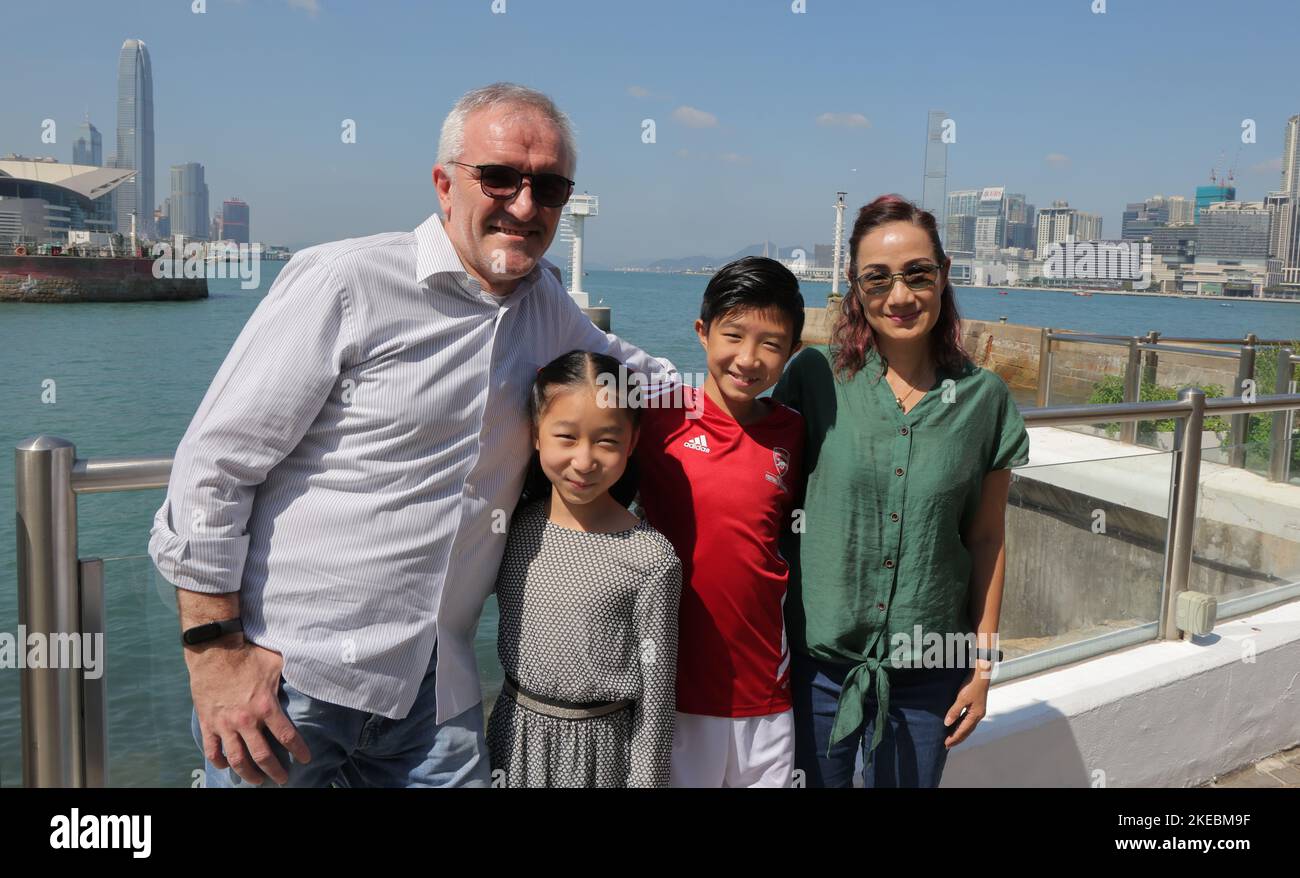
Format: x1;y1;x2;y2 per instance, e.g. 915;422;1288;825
181;618;243;646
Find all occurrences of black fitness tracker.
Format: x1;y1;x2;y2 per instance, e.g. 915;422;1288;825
181;618;244;646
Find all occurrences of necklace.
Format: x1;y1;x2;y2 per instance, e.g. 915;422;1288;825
889;369;930;411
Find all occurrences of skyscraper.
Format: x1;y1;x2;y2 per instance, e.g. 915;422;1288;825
72;115;102;166
921;110;948;235
1035;201;1103;257
974;187;1006;254
170;162;209;239
222;198;250;245
1282;114;1300;196
1194;184;1235;223
1166;196;1195;225
114;39;154;237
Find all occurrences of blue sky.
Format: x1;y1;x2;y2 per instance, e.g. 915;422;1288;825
3;0;1297;265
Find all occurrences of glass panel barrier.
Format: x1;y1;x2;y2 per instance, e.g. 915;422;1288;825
96;556;508;787
1001;441;1175;665
1195;439;1300;620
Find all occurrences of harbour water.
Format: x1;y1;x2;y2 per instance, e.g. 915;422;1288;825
2;263;1298;785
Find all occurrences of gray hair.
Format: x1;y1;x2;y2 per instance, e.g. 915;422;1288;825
436;82;577;174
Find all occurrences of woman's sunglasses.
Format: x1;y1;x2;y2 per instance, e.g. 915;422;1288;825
853;262;941;296
447;161;575;209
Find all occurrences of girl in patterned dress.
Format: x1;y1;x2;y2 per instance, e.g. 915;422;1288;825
487;350;682;787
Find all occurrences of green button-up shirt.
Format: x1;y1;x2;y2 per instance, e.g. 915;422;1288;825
773;345;1029;756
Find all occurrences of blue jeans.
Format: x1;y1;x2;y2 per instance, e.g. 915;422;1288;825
791;653;968;788
191;645;491;788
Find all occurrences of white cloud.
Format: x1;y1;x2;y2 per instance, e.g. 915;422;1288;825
816;112;870;129
287;0;320;15
627;85;652;98
1045;153;1071;168
673;106;719;128
719;152;750;165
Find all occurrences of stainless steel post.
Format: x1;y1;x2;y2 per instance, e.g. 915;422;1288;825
15;436;84;787
1142;330;1160;386
1163;389;1205;640
1229;335;1256;468
1036;328;1052;408
1269;349;1296;482
1121;337;1141;444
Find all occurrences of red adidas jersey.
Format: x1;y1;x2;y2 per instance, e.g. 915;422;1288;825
635;384;803;717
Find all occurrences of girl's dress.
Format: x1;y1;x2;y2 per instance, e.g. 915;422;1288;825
487;500;682;787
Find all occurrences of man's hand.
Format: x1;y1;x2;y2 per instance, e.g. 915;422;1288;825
186;639;312;785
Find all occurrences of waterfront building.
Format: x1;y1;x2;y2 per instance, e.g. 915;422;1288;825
0;157;134;243
72;115;102;167
1197;201;1270;260
113;38;155;238
170;163;209;240
221;198;250;245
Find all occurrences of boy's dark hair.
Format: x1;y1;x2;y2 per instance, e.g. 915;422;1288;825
699;256;805;348
521;349;641;508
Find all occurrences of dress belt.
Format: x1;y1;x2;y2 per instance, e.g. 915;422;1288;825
502;675;634;720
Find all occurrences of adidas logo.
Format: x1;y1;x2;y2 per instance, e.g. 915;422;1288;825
683;435;710;453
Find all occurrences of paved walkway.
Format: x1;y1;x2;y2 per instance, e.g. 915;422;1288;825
1201;744;1300;787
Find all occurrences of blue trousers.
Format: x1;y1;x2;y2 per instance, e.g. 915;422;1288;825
191;645;491;788
791;653;968;788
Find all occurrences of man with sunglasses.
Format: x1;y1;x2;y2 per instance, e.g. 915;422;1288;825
152;82;674;788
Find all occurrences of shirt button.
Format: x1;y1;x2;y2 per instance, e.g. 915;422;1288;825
890;512;900;522
883;559;894;569
900;427;909;436
877;602;886;611
894;467;905;477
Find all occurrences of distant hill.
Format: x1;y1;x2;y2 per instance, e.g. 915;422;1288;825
630;241;808;272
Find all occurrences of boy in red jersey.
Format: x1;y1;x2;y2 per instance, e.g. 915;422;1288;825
634;256;805;787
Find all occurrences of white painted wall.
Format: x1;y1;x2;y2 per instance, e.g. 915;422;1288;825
941;599;1300;787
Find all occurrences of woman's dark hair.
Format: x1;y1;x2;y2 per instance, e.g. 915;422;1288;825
700;256;805;349
520;349;641;508
831;194;967;381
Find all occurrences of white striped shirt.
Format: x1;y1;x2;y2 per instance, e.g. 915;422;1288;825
149;214;672;723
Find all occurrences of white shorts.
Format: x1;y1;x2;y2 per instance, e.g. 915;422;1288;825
668;709;795;788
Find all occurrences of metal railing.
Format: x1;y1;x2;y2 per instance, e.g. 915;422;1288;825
15;390;1300;785
1035;329;1297;480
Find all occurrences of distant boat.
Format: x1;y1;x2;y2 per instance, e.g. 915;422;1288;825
1074;290;1093;297
997;290;1009;295
1219;302;1233;307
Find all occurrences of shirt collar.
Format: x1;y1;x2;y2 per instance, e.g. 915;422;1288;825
413;213;563;301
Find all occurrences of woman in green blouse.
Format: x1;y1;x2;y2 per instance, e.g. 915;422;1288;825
773;194;1029;788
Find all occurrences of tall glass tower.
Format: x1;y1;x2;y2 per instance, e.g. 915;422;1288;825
73;115;102;166
114;39;154;238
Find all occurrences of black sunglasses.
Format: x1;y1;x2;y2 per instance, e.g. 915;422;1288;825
854;262;942;296
447;161;575;209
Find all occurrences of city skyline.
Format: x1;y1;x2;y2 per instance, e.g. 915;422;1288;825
1;0;1297;264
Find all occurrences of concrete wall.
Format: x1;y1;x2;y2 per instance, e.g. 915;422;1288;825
943;599;1300;787
800;307;1244;405
0;255;207;303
